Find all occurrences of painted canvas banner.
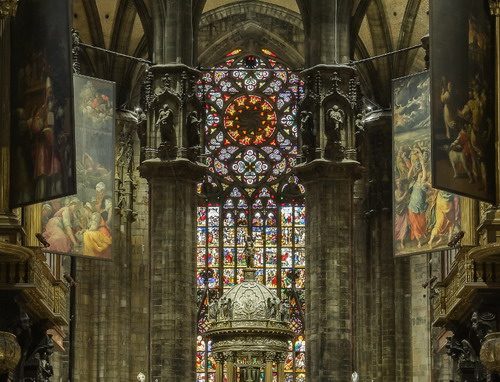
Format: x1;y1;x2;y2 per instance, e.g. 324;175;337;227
10;0;75;207
430;0;496;203
393;72;464;256
41;75;115;259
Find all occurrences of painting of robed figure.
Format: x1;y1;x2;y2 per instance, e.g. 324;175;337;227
430;0;496;203
393;72;468;257
41;75;115;259
10;0;75;207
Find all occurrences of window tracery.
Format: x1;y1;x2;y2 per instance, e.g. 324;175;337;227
196;50;306;382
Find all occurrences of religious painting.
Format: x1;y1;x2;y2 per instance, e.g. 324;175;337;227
430;0;496;203
393;72;465;256
10;0;75;207
41;75;115;259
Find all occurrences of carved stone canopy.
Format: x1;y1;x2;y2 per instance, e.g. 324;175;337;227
205;266;294;358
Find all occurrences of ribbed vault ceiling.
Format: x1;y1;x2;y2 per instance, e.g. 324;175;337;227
71;0;430;107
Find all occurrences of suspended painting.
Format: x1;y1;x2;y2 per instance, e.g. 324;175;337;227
393;72;465;256
10;0;75;207
430;0;496;203
41;75;115;259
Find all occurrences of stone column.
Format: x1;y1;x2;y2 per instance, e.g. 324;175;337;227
140;159;204;382
151;0;194;65
264;353;273;382
140;59;205;381
296;65;364;382
225;352;236;382
306;0;351;65
214;353;224;382
276;354;285;382
0;1;22;244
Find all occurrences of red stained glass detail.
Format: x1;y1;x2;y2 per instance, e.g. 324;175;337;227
226;48;242;57
224;95;277;146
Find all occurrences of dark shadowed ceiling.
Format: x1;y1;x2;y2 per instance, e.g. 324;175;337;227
71;0;429;107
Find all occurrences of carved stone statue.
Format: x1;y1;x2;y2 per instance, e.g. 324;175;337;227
266;297;278;319
244;235;256;268
279;299;290;321
325;105;346;160
155;104;176;159
299;110;315;160
208;300;218;321
186;110;202;148
220;298;233;320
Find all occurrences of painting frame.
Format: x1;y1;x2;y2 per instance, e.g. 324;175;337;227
430;0;496;204
10;0;76;208
41;74;116;260
392;71;474;257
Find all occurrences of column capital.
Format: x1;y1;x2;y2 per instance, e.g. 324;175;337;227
295;159;364;183
141;64;203;162
489;0;500;16
298;65;364;162
0;0;18;18
139;158;207;182
213;352;225;362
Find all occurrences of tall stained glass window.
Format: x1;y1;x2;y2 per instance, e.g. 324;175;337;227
196;49;306;382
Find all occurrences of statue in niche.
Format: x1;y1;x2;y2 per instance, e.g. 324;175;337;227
186;110;202;148
244;234;256;268
186;110;202;160
325;104;346;160
299;110;315;161
155;104;176;159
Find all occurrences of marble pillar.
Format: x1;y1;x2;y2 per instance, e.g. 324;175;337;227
152;0;194;65
140;58;205;381
140;159;204;382
306;0;351;65
296;65;364;382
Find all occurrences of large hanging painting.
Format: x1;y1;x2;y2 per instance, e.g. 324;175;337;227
10;0;75;207
393;72;465;256
41;75;115;259
430;0;496;203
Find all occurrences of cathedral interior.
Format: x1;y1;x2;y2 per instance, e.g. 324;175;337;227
0;0;499;381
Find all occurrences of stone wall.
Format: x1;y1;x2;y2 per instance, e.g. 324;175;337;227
51;135;150;381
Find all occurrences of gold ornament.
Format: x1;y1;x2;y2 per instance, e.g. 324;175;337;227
0;331;21;373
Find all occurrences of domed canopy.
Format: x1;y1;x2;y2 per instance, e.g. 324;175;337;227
208;268;289;324
203;238;294;381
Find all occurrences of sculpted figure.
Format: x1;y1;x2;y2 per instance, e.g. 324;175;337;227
266;297;278;319
155;104;176;145
300;111;315;160
186;110;202;148
244;234;256;268
280;299;290;321
208;300;218;321
325;105;346;160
